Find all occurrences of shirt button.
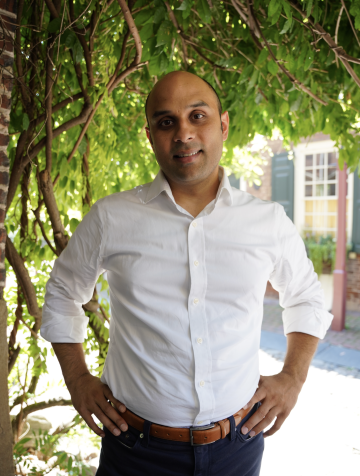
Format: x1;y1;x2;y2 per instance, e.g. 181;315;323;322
192;221;197;228
197;421;203;424
197;337;203;344
193;298;199;305
194;260;199;267
199;380;205;387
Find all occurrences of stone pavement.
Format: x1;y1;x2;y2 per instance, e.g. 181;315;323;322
262;298;360;351
258;349;360;476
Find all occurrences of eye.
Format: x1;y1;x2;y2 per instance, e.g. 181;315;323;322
160;119;173;127
193;113;205;119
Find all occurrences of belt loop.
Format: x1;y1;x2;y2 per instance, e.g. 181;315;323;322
228;415;236;442
142;420;152;448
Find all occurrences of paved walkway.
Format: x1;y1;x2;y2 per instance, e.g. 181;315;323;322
263;298;360;350
262;298;360;373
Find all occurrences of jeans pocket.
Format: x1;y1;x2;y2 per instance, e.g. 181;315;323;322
235;402;261;444
106;425;141;450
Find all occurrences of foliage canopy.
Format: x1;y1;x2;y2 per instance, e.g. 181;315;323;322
5;0;360;471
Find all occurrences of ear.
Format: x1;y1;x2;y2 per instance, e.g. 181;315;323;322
221;111;229;141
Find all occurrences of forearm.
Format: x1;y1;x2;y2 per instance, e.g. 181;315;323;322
282;332;319;386
52;343;91;391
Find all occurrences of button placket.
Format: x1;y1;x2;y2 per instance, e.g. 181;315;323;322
187;218;214;425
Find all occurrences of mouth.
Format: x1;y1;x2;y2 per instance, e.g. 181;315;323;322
173;149;202;163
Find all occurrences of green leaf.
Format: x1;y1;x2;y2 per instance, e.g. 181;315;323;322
59;176;68;189
135;9;153;27
270;7;282;25
78;137;87;157
286;53;297;72
159;52;169;73
140;23;154;41
48;18;61;33
268;0;280;17
267;59;279;75
277;44;287;60
290;95;302;111
257;47;269;65
198;0;212;24
156;21;173;47
239;64;253;84
179;0;194;19
248;69;259;89
282;0;292;19
60;157;68;177
304;49;314;71
280;19;292;34
67;456;73;472
141;37;157;61
153;5;166;24
279;101;289;115
306;0;313;18
22;113;29;131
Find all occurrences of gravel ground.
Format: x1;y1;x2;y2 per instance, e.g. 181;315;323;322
259;349;360;476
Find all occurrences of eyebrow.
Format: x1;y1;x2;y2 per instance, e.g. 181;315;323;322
151;101;210;120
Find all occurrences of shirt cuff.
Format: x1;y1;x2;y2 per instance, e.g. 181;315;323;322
282;306;334;339
40;304;89;343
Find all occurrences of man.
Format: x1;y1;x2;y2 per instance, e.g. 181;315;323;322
40;71;333;475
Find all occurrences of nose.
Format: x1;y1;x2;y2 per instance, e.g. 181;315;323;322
173;119;195;143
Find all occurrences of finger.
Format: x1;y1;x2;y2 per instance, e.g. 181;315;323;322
104;387;127;413
242;386;267;410
241;402;271;435
93;405;124;436
98;398;129;432
82;410;106;438
264;414;286;438
248;407;279;437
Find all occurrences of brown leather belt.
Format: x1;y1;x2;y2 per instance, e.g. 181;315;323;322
122;406;253;446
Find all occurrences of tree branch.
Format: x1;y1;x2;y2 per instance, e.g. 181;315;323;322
34;92;83;127
251;8;328;106
5;237;42;330
116;0;142;66
340;0;360;48
287;0;360;87
39;170;68;253
17;398;73;422
32;206;58;256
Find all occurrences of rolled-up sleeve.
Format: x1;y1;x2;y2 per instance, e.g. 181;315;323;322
40;202;105;343
269;205;333;339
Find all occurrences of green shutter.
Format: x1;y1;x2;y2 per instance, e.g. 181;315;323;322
352;168;360;253
271;152;294;221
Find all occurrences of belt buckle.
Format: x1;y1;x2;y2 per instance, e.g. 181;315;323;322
189;423;215;446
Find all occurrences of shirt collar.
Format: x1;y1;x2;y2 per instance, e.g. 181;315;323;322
144;166;234;207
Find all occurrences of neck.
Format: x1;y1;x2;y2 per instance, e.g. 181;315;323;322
164;166;221;217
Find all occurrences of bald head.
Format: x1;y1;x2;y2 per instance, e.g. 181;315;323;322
145;71;222;125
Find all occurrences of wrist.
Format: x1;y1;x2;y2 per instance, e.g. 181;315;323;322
280;367;307;388
66;370;92;393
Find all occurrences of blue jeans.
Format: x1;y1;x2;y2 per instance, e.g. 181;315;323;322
96;403;264;476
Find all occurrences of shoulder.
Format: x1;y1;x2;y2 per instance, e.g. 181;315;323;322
93;182;152;211
231;188;283;215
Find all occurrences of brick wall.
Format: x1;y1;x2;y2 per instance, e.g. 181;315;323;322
346;254;360;311
0;0;16;293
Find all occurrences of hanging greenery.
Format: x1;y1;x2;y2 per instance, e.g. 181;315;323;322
3;0;360;473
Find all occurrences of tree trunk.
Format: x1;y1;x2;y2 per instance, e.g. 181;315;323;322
0;0;18;474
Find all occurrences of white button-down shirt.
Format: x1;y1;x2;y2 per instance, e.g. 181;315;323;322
41;168;333;427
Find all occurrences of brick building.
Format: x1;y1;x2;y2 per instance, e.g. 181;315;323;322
232;133;360;312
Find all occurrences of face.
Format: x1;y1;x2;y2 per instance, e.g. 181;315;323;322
146;72;229;186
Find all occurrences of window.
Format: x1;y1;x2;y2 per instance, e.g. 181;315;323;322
304;151;348;237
